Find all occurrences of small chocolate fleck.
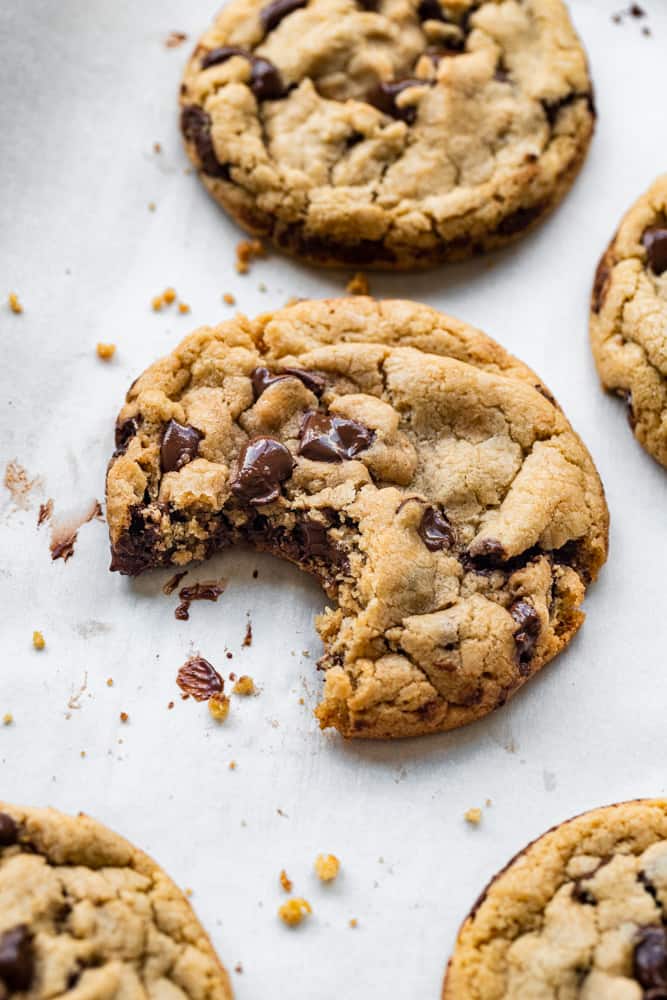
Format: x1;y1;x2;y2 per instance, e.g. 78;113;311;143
298;411;375;462
200;44;249;69
163;570;188;595
180;105;230;179
250;366;325;400
231;437;295;504
0;812;18;846
633;925;667;993
509;598;541;671
243;620;253;646
642;227;667;276
177;656;224;701
260;0;308;33
175;580;227;621
161;420;203;474
0;926;34;992
418;506;455;551
367;79;428;124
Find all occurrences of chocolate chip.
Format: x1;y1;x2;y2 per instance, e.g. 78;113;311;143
571;880;596;905
634;926;667;993
417;0;447;20
114;417;139;454
161;420;203;474
249;58;287;100
367;79;428;124
469;538;507;567
200;44;249;69
298;411;375;462
180;105;230;179
592;254;611;313
296;519;331;559
509;599;541;670
418;506;455;551
250;366;326;400
0;813;18;847
231;437;295;504
260;0;307;32
496;202;545;237
177;656;224;701
0;926;34;992
642;227;667;276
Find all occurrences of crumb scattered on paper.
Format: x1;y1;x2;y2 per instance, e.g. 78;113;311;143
165;31;188;47
346;272;369;295
4;460;40;510
208;694;230;722
315;854;340;882
236;239;265;274
7;292;23;314
464;807;482;826
278;898;311;927
96;342;116;361
37;498;53;526
233;675;255;696
32;631;45;650
280;870;293;893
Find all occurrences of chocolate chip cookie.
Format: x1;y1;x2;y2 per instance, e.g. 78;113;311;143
106;298;608;739
591;175;667;468
443;799;667;999
0;803;232;999
180;0;595;269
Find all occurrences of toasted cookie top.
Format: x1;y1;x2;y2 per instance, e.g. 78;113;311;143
444;799;667;999
591;174;667;468
106;298;607;738
180;0;594;268
0;803;232;1000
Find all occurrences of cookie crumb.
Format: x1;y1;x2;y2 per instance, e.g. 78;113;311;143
106;678;114;687
185;887;193;898
153;142;162;154
298;697;305;705
168;701;174;710
208;694;230;722
80;750;86;757
163;287;176;304
32;630;45;650
148;202;156;212
165;31;188;47
120;712;129;723
315;854;340;882
96;342;116;361
278;898;311;927
233;675;255;696
279;869;293;892
229;760;237;770
236;239;265;274
242;620;253;647
152;294;164;312
234;963;243;975
223;293;236;305
3;713;13;726
346;272;369;295
464;807;482;825
178;302;190;314
8;292;23;314
349;918;358;928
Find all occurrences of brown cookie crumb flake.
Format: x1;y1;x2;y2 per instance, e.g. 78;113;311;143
3;713;14;726
7;292;23;314
236;239;265;274
314;854;340;882
349;918;358;928
177;656;224;701
163;287;176;304
229;760;237;770
32;631;45;650
37;498;53;526
464;807;482;825
167;701;174;710
165;31;188;47
106;678;114;687
208;693;230;722
278;898;311;927
280;869;293;893
119;712;129;723
96;342;116;361
153;142;162;154
223;293;236;305
346;272;370;295
242;620;253;647
233;675;255;696
178;302;190;314
234;963;243;974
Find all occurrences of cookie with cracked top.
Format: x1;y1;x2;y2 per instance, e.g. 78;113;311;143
443;799;667;999
590;174;667;468
0;802;232;999
180;0;595;269
106;297;608;739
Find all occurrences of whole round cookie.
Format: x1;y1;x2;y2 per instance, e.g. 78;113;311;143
180;0;595;269
591;175;667;468
0;803;232;999
106;297;608;739
443;799;667;999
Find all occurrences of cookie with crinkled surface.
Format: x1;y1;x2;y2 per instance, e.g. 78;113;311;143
591;175;667;468
443;799;667;999
106;297;608;739
0;802;232;999
180;0;595;269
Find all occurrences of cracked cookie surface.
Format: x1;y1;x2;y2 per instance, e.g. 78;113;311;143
0;802;232;999
180;0;595;269
443;799;667;1000
106;297;608;739
591;174;667;468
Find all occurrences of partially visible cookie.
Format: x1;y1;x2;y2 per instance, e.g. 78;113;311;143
444;799;667;999
0;803;232;999
180;0;595;269
591;174;667;467
106;297;608;739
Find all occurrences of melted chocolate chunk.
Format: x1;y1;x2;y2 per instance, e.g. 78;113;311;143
180;105;230;179
469;538;507;568
298;411;375;462
114;417;139;454
418;506;455;551
200;44;248;69
0;926;34;992
177;656;224;701
417;0;447;20
296;519;332;559
642;227;667;276
161;420;203;474
175;580;226;621
0;812;18;846
260;0;308;32
231;437;295;504
634;925;667;993
251;366;326;400
368;79;428;124
509;599;541;671
250;58;287;100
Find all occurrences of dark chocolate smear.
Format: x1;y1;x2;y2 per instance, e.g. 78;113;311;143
175;580;226;621
260;0;308;33
161;420;203;474
298;411;375;462
180;105;230;179
418;506;455;551
0;926;35;992
0;812;18;847
177;656;224;701
231;437;295;504
642;227;667;276
509;598;541;671
251;366;326;400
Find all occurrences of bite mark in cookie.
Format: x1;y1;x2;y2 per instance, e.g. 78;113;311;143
106;298;608;739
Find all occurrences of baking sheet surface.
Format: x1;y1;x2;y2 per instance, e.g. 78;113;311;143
2;2;667;996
